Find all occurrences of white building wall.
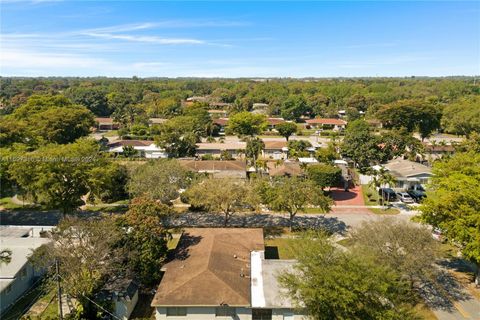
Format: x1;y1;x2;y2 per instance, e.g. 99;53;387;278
114;290;138;320
155;307;251;320
0;263;38;315
155;307;305;320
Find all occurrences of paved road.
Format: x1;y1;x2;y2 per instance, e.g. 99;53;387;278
0;206;414;231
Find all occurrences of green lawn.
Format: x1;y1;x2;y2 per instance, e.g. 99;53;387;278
302;207;329;214
0;197;40;210
265;238;298;259
369;207;400;215
361;184;381;206
413;302;438;320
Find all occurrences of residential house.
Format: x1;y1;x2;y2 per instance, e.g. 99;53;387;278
252;103;269;115
196;142;246;159
207;109;228;118
151;228;305;320
0;228;50;315
382;158;433;190
97;277;139;320
179;160;247;179
95;117;119;131
184;96;209;107
266;161;303;177
149;118;168;126
419;143;455;162
366;119;383;130
266;118;286;131
305;118;347;131
107;140;168;159
262;141;288;160
213;118;229;135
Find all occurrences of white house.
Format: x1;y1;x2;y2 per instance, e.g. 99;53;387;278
107;140;168;159
97;277;139;320
305;118;347;131
0;227;50;315
381;158;433;190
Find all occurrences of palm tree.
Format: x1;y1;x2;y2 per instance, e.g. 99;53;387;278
0;249;12;265
378;170;397;208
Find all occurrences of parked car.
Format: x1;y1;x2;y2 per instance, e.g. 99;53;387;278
407;190;426;203
378;188;397;201
396;192;415;204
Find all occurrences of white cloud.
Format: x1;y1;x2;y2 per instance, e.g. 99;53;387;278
82;32;205;45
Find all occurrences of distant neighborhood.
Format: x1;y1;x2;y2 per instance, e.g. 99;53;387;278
0;77;478;320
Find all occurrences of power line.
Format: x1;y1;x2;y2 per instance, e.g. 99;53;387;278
57;274;123;320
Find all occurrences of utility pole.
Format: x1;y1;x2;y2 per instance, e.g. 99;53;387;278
56;258;63;320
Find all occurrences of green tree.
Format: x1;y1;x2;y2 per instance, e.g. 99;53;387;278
118;197;172;285
341;119;381;169
128;159;190;204
279;231;417;320
227;111;267;136
280;95;311;120
87;162;128;203
10;94;95;145
154;115;207;157
306;164;342;190
287;139;312;158
30;216;123;318
184;178;256;226
8;139;104;215
420;151;480;284
377;99;441;140
65;86;111;116
314;144;338;163
275;122;298;141
351;218;440;287
441;96;480;138
245;137;265;168
264;177;332;229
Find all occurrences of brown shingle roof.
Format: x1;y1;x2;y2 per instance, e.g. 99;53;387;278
151;228;264;307
263;141;287;150
95;117;115;124
267;118;285;125
213;118;229;126
306;118;347;125
179;160;246;172
107;140;152;148
267;162;303;177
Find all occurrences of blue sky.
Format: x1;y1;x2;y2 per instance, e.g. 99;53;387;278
1;1;479;77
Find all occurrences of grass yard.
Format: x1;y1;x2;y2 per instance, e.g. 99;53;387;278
0;197;40;211
368;207;400;215
302;207;329;214
413;302;438;320
265;238;298;260
361;184;381;206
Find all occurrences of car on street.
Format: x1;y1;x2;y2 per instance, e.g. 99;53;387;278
407;190;427;203
396;192;415;203
378;188;397;201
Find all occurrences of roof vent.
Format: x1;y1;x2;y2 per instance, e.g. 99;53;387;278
233;254;237;259
240;267;245;277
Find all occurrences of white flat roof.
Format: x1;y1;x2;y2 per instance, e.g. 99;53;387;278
251;251;296;308
0;237;50;291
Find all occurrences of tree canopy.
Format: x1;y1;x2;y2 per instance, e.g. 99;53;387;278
279;231;417;320
226;111;267;136
128;159;191;204
420;150;480;284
